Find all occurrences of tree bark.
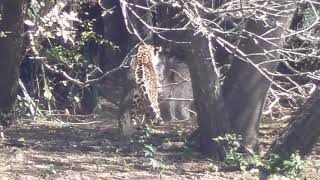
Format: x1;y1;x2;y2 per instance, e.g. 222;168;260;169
96;0;130;70
221;1;296;153
267;87;320;158
187;37;228;159
0;0;27;112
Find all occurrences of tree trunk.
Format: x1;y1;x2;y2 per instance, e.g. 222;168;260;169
221;1;296;153
187;37;228;159
118;86;135;141
0;0;27;112
95;0;130;70
267;87;320;158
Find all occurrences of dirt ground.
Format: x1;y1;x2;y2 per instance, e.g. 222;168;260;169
0;104;319;179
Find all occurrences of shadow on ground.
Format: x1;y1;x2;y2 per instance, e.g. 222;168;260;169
0;114;319;179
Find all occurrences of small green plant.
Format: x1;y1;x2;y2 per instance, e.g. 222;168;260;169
139;124;157;158
149;158;167;170
138;123;154;144
266;151;305;177
137;123;167;170
212;134;305;178
16;95;32;117
143;144;157;157
15;95;42;118
213;134;247;170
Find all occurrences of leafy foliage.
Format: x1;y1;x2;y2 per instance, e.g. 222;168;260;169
15;95;39;118
213;134;306;178
213;134;247;170
138;124;167;170
266;151;305;177
14;0;122;117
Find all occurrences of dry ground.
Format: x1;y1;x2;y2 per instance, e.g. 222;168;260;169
0;105;319;179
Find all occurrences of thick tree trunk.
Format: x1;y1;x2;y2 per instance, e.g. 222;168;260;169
96;0;130;70
221;1;296;153
187;37;228;159
0;0;26;112
155;3;229;159
118;86;135;141
267;87;320;157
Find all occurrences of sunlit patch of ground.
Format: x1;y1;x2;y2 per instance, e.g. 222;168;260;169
0;110;319;179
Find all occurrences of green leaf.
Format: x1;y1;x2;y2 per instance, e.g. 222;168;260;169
143;144;157;157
